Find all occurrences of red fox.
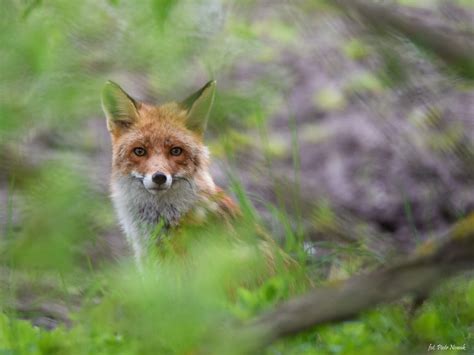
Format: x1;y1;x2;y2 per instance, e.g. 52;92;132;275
101;80;238;260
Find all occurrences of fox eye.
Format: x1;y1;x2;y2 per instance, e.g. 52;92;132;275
133;147;146;156
170;147;182;156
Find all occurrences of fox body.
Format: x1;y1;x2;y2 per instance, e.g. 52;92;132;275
102;80;237;260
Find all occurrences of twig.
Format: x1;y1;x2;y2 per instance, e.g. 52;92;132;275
246;213;474;348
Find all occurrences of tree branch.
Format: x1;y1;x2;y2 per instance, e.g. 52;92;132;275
334;0;474;79
247;213;474;347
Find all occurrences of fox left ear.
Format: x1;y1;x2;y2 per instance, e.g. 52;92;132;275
180;80;216;134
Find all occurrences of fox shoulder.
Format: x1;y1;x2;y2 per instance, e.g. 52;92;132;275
213;187;240;219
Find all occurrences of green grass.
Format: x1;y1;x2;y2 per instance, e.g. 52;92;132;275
1;0;473;354
1;228;473;354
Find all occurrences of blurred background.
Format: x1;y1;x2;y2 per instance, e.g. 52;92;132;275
1;0;473;353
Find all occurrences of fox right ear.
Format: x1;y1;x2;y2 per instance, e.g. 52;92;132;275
180;80;216;135
101;81;139;132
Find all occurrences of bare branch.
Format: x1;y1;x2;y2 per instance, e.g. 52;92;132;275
334;0;474;78
247;214;474;347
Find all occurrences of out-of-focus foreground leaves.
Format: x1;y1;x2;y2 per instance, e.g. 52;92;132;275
0;0;473;354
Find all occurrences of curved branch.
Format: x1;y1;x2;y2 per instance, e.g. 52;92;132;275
248;214;474;347
334;0;474;78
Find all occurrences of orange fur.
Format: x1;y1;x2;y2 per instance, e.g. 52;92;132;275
111;103;214;191
102;81;238;260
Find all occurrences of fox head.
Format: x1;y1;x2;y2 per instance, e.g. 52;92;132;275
101;80;216;195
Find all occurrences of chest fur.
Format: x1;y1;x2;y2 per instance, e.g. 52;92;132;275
111;176;199;232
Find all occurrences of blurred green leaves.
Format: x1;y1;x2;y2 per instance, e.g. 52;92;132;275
151;0;178;27
0;0;473;354
343;38;371;61
4;163;103;272
313;87;346;112
81;228;270;354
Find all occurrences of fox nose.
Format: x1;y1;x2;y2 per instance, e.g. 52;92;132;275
152;172;168;185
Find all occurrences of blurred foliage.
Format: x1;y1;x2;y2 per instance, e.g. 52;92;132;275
6;164;104;271
0;0;473;354
1;277;473;354
0;0;284;137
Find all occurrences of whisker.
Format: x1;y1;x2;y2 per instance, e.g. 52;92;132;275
131;172;145;181
173;176;194;190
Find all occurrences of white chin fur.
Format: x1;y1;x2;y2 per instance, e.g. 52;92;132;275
111;173;199;261
111;174;198;227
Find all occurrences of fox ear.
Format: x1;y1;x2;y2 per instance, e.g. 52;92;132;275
101;81;139;132
180;80;216;134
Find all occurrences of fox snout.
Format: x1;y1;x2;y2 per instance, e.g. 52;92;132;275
152;172;168;185
142;171;173;193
